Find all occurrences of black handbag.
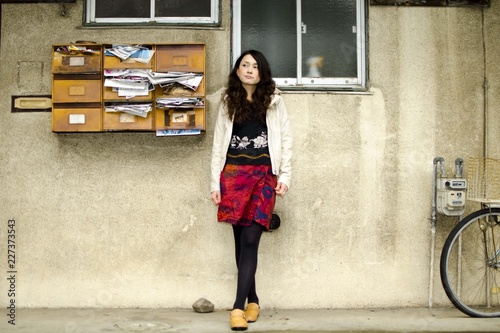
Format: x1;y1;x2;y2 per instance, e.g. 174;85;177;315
268;213;281;231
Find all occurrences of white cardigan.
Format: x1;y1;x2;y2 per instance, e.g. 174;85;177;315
210;93;292;193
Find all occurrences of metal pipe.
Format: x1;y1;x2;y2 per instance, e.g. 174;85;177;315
432;157;445;228
481;6;488;159
429;157;445;308
483;78;489;158
429;218;436;309
458;231;462;300
453;158;465;300
455;158;464;178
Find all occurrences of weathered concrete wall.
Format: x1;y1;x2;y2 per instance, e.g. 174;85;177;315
0;0;497;309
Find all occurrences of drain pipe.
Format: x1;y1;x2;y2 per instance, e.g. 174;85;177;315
429;157;446;308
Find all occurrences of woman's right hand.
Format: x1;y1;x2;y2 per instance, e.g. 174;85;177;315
211;190;221;205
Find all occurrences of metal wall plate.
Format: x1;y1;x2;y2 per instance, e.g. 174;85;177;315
12;95;52;113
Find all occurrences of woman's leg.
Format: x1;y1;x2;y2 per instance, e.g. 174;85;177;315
232;226;259;306
232;222;264;310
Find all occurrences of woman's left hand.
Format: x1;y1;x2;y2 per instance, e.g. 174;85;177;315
275;182;288;196
211;190;221;205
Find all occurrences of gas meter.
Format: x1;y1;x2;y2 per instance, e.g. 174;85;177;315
437;178;467;216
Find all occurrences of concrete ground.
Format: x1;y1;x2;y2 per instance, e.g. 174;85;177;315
2;307;500;333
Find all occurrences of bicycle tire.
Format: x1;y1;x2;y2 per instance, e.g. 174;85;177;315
440;207;500;317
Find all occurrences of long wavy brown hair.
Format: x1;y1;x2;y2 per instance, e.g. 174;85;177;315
223;50;276;125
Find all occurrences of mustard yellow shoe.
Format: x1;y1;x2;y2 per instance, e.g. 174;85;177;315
230;309;248;331
244;303;260;323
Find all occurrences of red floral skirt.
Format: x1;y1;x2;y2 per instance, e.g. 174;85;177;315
217;164;277;230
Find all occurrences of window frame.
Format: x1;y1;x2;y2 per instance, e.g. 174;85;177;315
84;0;221;27
232;0;368;91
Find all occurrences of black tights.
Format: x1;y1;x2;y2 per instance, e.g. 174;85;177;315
232;222;265;310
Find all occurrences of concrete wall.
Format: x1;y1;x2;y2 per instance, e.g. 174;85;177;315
0;0;498;309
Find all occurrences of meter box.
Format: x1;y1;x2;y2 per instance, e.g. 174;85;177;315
437;178;467;216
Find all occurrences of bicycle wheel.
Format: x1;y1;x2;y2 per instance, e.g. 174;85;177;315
440;207;500;317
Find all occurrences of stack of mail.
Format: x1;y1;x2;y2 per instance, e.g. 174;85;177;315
105;45;155;64
104;69;153;98
149;72;203;91
156;97;204;108
104;103;152;118
104;69;203;98
56;45;99;55
156;129;201;136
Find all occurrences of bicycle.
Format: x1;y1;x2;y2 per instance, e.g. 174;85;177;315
440;158;500;317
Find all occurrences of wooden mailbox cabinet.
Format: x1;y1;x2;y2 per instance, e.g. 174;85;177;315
51;43;206;134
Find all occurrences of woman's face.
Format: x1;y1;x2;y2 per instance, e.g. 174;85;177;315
236;54;260;87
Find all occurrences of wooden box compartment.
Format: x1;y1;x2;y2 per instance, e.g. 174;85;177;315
103;86;154;101
154;77;205;98
154;107;205;131
52;107;102;132
52;44;102;74
103;44;155;69
103;110;154;131
52;76;101;103
156;44;205;73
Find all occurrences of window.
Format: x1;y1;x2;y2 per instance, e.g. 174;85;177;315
232;0;368;91
85;0;220;26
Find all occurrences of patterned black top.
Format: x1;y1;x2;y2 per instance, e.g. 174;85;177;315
226;115;271;165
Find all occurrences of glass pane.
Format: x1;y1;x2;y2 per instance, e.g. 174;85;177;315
155;0;211;17
241;0;297;78
96;0;150;18
302;0;357;78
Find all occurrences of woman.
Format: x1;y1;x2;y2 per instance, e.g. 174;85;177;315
210;50;292;331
